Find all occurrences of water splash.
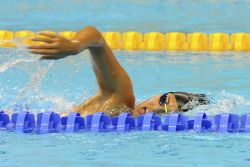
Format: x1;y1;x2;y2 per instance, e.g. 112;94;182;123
0;58;37;73
9;61;55;112
188;91;250;116
0;47;78;114
0;44;40;73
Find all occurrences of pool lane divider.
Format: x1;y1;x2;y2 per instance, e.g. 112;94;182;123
61;112;85;132
1;30;250;51
1;110;250;133
37;112;61;133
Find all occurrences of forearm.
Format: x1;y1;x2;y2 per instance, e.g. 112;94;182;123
75;27;133;97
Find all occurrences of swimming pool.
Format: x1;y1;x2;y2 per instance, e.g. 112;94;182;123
1;0;250;166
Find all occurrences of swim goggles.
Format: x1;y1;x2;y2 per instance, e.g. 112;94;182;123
159;92;173;114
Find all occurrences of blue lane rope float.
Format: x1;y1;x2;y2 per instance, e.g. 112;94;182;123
1;110;250;134
187;112;211;132
213;113;239;133
10;111;35;133
87;112;111;132
61;112;85;132
241;114;250;132
37;112;61;133
162;113;188;132
111;112;135;131
0;111;10;129
138;112;161;131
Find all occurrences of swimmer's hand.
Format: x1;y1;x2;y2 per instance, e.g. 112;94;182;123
29;32;81;60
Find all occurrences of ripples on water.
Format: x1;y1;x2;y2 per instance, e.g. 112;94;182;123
1;131;250;166
1;0;250;166
1;48;250;116
1;48;250;166
1;47;250;166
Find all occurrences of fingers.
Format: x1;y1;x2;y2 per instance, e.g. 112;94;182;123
29;43;58;49
28;32;70;59
32;36;54;43
30;49;67;60
30;49;58;55
40;55;60;60
37;32;58;38
30;32;59;44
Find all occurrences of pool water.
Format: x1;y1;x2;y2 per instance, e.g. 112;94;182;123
1;131;250;167
1;0;250;166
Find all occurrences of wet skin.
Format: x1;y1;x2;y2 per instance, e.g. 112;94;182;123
29;26;179;116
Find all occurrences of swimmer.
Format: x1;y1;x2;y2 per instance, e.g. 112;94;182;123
29;26;209;116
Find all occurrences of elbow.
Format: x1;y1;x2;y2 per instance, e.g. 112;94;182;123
84;26;104;46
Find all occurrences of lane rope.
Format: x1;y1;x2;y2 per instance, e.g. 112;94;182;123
1;30;250;51
0;111;249;133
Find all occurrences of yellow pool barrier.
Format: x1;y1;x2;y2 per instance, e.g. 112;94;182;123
231;33;250;51
166;32;186;51
15;31;35;45
122;32;143;50
0;30;15;47
1;30;250;51
144;32;165;50
187;33;208;51
102;32;121;50
209;33;231;51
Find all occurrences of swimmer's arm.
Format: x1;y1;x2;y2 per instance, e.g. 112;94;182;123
29;26;104;59
29;26;135;108
74;27;135;107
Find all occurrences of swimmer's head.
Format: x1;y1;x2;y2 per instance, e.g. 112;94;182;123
132;92;209;116
133;93;178;116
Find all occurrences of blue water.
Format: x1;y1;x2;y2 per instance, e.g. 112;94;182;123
1;0;250;166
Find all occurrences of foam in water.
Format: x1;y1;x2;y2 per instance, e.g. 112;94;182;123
1;48;250;116
0;47;70;113
0;58;37;73
0;45;39;73
188;91;250;115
